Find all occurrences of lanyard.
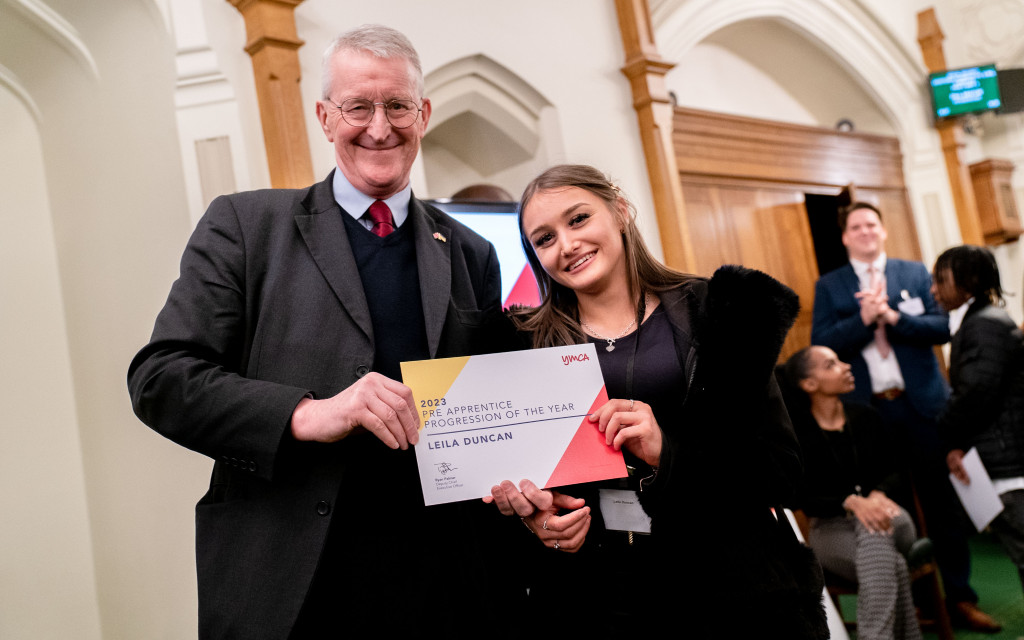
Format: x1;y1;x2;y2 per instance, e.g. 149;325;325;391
624;291;647;400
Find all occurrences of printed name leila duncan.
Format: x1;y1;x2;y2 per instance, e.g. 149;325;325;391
430;433;513;489
427;431;515;449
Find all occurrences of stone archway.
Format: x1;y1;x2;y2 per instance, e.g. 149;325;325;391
653;0;925;142
421;53;561;198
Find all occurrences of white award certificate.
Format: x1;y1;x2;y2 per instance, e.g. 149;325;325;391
401;343;627;506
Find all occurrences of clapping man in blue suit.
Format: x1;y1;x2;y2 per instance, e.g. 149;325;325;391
811;202;1000;632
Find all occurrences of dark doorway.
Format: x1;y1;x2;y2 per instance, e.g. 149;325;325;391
804;193;848;277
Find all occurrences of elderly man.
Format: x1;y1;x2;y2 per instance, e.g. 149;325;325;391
129;25;521;639
811;202;1000;632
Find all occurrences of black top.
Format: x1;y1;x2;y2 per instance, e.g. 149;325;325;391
792;401;905;518
532;305;685;631
588;305;686;441
585;305;686;492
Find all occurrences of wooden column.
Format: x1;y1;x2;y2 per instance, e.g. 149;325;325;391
917;8;984;245
615;0;696;272
228;0;313;188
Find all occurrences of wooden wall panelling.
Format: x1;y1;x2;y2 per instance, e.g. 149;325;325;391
679;183;732;274
682;181;817;360
753;194;820;360
970;159;1023;244
673;108;906;190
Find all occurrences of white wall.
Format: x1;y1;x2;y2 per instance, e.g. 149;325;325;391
0;1;213;638
0;86;102;640
670;20;895;135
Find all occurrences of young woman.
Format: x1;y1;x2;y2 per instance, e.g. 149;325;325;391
784;346;923;640
932;244;1024;595
487;165;825;637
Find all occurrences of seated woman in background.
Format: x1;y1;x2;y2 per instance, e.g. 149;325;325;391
784;345;923;640
486;164;826;638
932;244;1024;595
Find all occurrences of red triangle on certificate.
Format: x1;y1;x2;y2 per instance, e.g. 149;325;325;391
544;386;627;488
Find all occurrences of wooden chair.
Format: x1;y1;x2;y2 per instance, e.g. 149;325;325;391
906;479;955;640
790;510;857;630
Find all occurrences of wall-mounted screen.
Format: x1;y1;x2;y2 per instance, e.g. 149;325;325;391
996;68;1024;114
426;200;540;309
929;64;1002;119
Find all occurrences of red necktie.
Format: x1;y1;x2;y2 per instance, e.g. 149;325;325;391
869;266;892;358
367;200;394;237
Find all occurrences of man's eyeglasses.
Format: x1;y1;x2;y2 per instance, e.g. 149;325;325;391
327;98;422;129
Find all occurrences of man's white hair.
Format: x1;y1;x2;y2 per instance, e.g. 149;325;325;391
321;24;424;99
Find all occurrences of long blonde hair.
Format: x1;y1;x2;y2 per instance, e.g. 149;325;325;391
510;164;694;347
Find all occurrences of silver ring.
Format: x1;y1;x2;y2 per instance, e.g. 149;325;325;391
629;399;634;410
553;540;561;551
542;517;550;530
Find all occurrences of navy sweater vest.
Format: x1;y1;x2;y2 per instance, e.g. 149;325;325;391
342;212;429;381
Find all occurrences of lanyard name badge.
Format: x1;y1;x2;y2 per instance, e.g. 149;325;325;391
597;294;653;538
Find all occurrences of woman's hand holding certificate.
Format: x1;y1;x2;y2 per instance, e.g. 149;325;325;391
486;479;591;553
588;398;663;467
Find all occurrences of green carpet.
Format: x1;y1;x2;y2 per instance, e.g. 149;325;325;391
842;533;1023;639
942;534;1024;640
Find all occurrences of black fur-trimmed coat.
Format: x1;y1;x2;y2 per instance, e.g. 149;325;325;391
641;265;828;638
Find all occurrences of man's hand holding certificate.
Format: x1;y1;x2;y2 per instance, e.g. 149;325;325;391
401;344;627;505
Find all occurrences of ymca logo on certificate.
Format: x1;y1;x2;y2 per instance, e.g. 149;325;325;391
401;344;627;506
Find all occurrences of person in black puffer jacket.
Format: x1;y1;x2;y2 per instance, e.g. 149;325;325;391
932;244;1024;594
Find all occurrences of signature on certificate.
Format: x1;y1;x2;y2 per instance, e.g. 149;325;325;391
436;462;457;476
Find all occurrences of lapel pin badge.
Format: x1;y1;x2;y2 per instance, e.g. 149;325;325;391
432;232;447;243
